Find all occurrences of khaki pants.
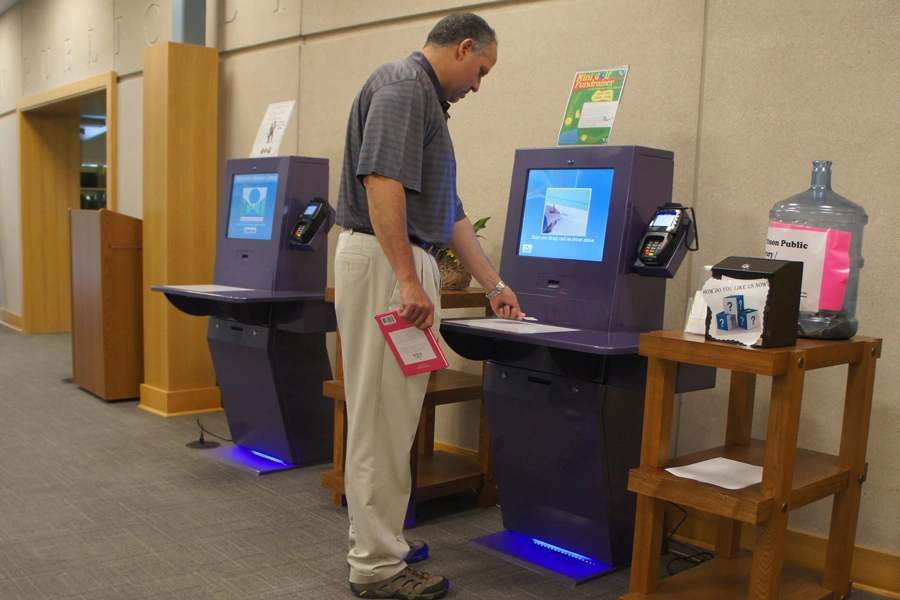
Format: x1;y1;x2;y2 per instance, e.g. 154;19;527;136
334;229;441;584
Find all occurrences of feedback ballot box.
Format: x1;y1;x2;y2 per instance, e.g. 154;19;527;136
704;256;803;349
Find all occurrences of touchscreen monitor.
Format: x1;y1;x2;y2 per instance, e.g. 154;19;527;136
226;172;279;240
516;168;613;262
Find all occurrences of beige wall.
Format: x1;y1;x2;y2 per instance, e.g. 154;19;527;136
680;0;900;554
0;3;22;320
115;75;143;219
0;0;898;557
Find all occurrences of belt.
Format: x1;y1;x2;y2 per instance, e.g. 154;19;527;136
349;228;443;259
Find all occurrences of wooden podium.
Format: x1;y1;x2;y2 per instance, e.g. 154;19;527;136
624;331;880;600
69;209;143;400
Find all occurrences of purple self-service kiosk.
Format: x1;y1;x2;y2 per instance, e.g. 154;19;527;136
440;146;714;585
153;156;335;475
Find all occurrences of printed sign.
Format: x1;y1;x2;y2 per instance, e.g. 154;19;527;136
703;277;770;346
558;67;628;146
250;100;296;157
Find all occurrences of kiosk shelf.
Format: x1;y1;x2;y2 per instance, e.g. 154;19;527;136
321;287;495;527
625;331;880;600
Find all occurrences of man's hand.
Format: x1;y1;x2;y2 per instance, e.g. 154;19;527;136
490;285;525;320
398;280;434;330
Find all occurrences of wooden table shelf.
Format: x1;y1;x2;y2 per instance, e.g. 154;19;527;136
623;331;881;600
624;552;833;600
320;287;495;527
628;440;848;525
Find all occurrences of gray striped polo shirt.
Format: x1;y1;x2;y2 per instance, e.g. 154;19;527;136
336;52;466;247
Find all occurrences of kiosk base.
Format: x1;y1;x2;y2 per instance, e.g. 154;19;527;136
200;444;301;475
468;530;620;587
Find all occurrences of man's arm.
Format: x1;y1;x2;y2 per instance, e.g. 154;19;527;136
364;173;435;329
448;217;525;320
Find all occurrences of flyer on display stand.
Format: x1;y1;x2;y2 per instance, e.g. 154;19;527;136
250;100;296;157
557;67;629;146
702;277;770;346
375;311;449;376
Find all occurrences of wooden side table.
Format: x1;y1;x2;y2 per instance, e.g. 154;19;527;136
320;287;496;527
624;331;880;600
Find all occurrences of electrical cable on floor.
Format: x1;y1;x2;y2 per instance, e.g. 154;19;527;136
664;502;714;575
185;418;231;449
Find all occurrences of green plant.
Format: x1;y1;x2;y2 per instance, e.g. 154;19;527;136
436;216;491;265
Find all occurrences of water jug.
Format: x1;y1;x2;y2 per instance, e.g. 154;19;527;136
766;160;867;339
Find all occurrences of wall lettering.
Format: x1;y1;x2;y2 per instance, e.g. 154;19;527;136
114;16;122;55
224;1;237;24
41;47;50;81
64;38;73;72
144;3;161;45
88;29;98;64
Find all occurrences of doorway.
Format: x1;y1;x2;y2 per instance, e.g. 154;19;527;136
17;72;117;333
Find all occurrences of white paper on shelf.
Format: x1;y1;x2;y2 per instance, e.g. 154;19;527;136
665;457;763;490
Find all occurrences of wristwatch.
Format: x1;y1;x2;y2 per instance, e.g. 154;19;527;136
485;280;506;301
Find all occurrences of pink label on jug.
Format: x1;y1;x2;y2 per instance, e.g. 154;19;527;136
766;222;850;312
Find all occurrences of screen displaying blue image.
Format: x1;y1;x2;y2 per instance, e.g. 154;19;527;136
517;168;613;262
226;172;279;240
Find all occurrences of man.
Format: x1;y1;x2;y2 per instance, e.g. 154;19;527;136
334;12;525;600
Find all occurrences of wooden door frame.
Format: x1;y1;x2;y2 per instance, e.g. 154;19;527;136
17;72;117;333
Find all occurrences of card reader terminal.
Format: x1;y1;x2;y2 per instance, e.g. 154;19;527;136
637;203;690;265
290;198;327;245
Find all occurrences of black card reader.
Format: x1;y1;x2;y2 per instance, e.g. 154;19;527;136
290;199;327;245
637;203;695;265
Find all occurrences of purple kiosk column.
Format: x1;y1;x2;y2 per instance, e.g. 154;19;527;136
441;146;715;585
154;156;335;474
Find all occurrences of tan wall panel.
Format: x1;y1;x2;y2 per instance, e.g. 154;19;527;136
0;3;23;114
300;0;503;35
114;0;173;77
678;0;900;553
0;112;22;317
218;43;300;163
208;0;301;52
116;76;143;219
21;0;114;96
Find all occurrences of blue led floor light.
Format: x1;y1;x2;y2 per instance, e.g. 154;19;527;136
249;449;291;466
200;444;299;475
467;530;619;587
